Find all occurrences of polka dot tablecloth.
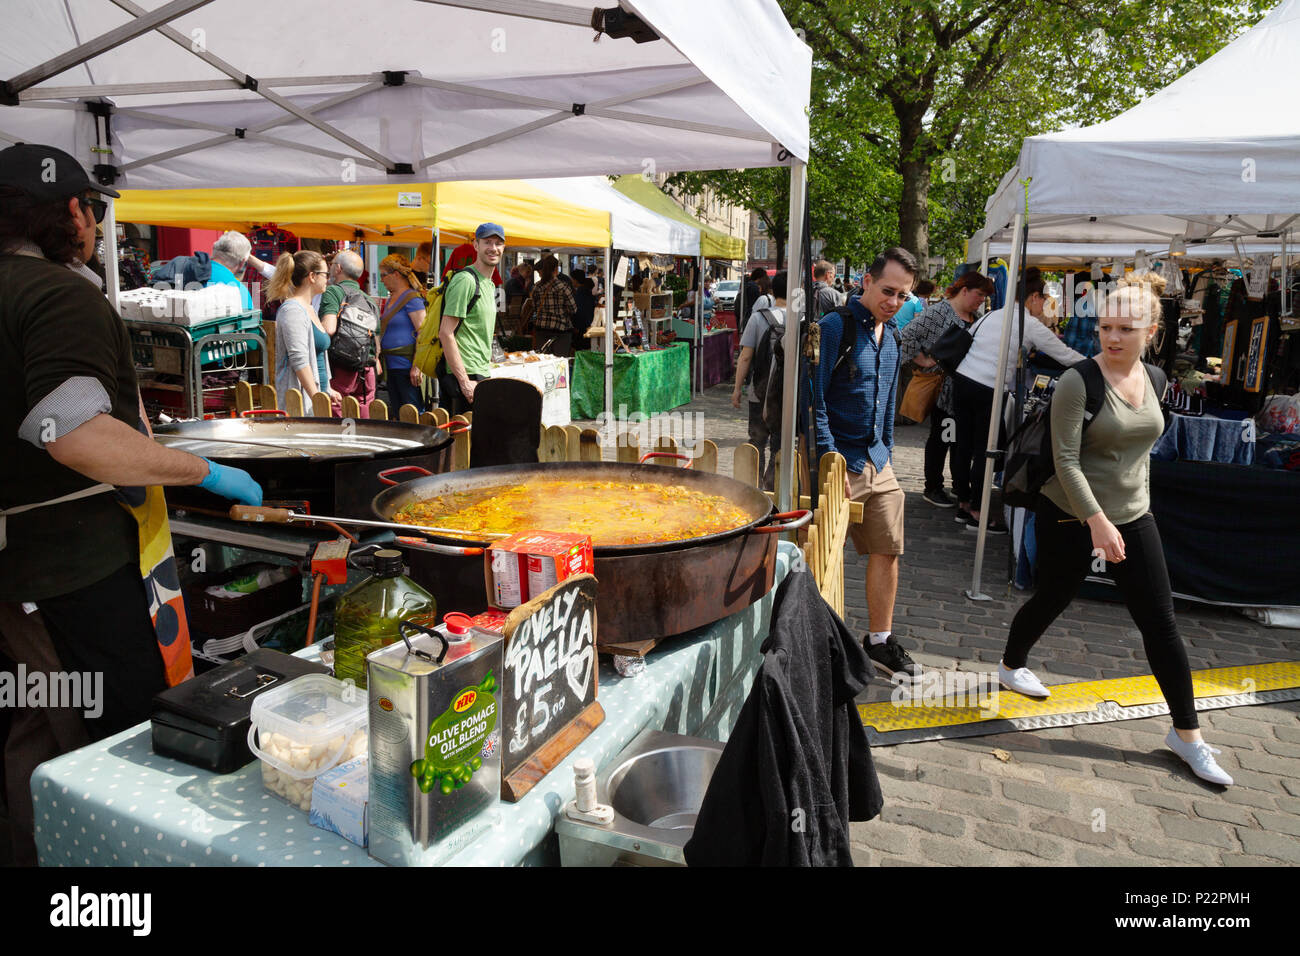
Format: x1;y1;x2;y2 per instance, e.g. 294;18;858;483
32;543;798;867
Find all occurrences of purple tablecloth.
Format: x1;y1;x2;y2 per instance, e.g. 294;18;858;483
689;331;736;389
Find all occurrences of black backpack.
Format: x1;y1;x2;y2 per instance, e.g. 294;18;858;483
764;305;901;434
1002;359;1168;508
327;286;380;372
749;307;784;408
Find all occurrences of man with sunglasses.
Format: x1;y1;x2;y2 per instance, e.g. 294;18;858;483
0;143;263;865
814;247;920;683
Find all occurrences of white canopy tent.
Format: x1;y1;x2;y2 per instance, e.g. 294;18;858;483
967;0;1300;599
527;176;700;256
1;0;812;503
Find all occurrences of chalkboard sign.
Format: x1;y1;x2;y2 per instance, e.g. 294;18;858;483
499;573;604;801
1244;316;1269;393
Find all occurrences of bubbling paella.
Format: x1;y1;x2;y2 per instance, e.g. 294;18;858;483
392;479;755;546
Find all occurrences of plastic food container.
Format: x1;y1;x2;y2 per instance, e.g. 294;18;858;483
247;674;368;811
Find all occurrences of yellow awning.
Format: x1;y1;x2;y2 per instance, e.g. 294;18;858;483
115;184;438;242
115;181;611;249
610;175;745;260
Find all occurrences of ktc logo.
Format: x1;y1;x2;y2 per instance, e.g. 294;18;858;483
453;690;477;713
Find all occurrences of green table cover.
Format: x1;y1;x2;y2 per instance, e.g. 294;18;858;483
570;343;690;419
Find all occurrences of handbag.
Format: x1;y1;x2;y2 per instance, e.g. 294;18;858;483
929;312;990;375
899;368;943;422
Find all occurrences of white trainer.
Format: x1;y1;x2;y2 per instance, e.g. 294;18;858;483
997;661;1051;698
1166;729;1234;787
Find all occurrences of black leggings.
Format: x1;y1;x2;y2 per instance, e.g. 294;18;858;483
951;373;994;506
1002;498;1198;729
924;408;953;492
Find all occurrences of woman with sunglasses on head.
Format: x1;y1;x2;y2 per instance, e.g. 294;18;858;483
377;253;428;414
267;251;335;410
997;273;1232;786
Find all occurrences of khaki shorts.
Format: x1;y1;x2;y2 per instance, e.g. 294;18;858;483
847;462;905;556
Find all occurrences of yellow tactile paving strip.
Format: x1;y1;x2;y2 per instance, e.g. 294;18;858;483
859;662;1300;734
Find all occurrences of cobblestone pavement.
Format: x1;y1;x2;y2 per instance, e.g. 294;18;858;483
586;379;1300;866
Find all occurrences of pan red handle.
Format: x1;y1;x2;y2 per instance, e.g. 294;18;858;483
394;535;485;557
378;465;433;486
639;451;693;469
445;421;471;435
751;510;813;534
241;408;287;418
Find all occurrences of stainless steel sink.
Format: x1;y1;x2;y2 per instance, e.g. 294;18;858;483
556;729;725;866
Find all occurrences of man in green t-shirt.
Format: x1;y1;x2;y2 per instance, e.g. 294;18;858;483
438;222;504;415
319;249;378;415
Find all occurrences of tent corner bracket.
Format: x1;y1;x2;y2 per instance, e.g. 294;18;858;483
572;103;585;116
383;71;407;87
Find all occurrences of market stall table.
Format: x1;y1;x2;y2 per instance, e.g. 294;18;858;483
688;329;737;390
30;543;800;867
1151;409;1255;465
570;342;690;419
488;354;571;427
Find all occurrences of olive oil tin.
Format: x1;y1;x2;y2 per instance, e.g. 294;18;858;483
366;621;502;867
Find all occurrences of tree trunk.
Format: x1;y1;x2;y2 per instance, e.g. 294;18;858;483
896;105;930;272
774;232;786;270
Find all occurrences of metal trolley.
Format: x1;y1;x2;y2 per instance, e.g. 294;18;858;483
126;312;269;421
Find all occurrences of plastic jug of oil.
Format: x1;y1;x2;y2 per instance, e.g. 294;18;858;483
332;549;433;690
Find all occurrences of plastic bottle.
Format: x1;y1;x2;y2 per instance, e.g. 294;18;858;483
332;549;434;689
205;565;295;598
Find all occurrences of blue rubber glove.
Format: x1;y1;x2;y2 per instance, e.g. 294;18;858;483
198;459;264;506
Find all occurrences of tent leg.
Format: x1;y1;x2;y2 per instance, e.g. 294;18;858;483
778;160;807;513
366;243;379;297
967;211;1025;602
103;196;120;307
695;255;704;394
433;230;440;278
604;245;614;425
979;237;990;274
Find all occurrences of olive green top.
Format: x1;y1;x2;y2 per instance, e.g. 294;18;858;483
1041;364;1164;526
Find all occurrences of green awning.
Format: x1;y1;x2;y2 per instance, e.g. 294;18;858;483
611;175;746;261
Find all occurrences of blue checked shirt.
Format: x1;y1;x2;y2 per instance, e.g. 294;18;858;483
1059;311;1100;358
814;295;900;474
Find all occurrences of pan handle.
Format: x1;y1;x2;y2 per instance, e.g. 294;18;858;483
445;421;471;435
240;408;287;418
751;509;813;534
230;505;294;523
639;451;693;469
378;465;433;486
394;535;485;558
398;619;448;665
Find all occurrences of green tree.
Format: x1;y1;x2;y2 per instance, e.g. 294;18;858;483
674;0;1270;279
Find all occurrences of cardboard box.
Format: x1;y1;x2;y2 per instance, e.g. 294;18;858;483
309;756;369;848
484;532;594;609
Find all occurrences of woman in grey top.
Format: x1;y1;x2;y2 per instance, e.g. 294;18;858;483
899;273;995;508
997;273;1233;786
267;251;335;409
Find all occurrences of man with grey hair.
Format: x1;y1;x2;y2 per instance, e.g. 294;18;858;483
319;249;379;413
208;231;255;309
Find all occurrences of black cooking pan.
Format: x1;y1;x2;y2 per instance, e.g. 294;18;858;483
372;454;810;643
156;410;461;516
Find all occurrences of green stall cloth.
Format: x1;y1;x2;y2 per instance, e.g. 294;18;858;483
571;343;691;419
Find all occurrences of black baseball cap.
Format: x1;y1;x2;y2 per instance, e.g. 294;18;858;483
0;143;120;201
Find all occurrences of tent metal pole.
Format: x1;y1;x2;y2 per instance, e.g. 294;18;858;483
695;255;704;394
967;211;1025;602
3;0;214;96
605;245;614;424
434;230;441;278
979;236;990;273
366;243;379;297
1281;230;1289;316
103;197;121;308
778;160;807;513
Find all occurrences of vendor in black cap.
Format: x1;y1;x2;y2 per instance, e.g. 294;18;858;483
0;143;263;865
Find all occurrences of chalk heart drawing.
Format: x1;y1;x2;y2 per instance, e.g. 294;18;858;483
566;635;593;701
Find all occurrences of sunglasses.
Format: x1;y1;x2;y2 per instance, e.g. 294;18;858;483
78;195;108;224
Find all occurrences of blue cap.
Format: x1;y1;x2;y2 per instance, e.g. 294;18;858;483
475;222;505;241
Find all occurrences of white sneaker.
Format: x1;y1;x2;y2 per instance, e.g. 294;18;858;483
1166;729;1234;787
998;660;1050;698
